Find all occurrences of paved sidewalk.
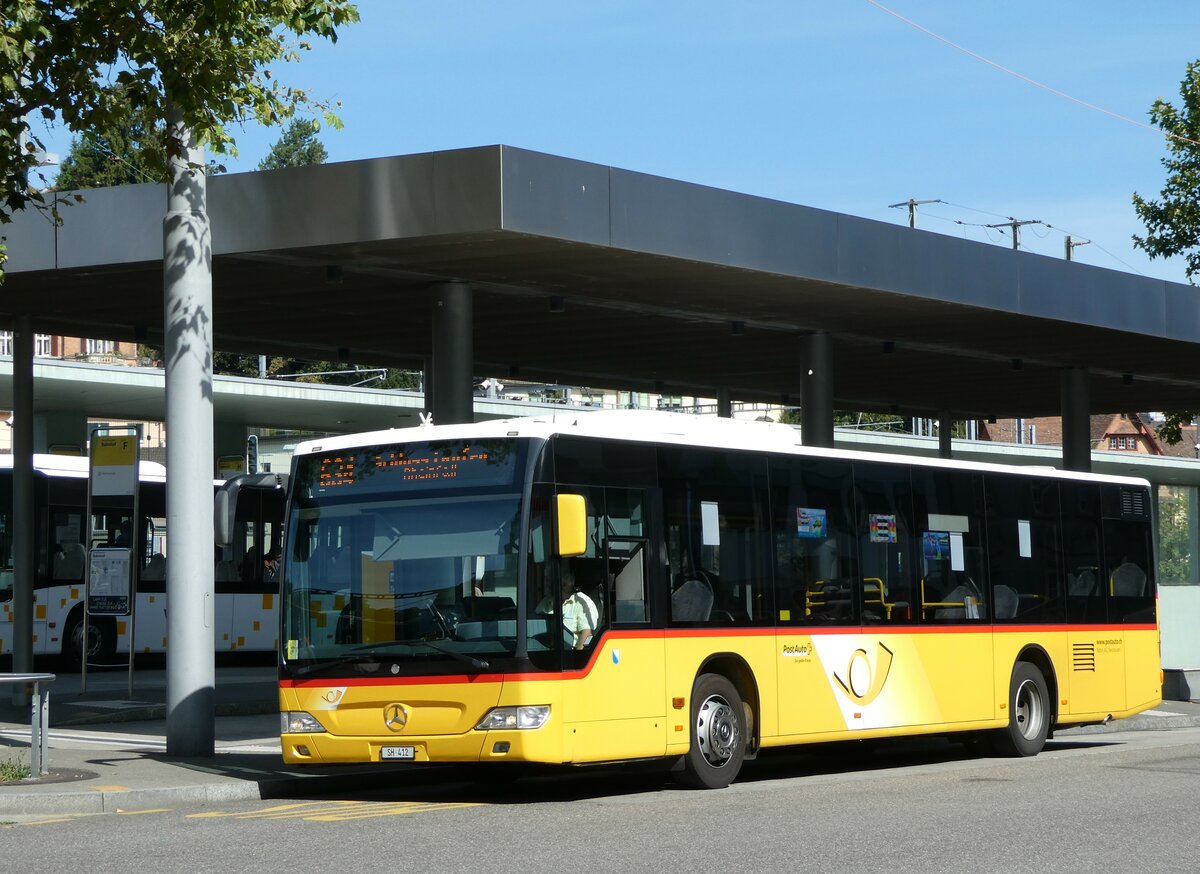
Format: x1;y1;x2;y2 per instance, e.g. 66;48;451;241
2;673;1198;816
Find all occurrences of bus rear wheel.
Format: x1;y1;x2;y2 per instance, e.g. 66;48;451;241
993;661;1049;757
62;609;115;671
676;673;747;789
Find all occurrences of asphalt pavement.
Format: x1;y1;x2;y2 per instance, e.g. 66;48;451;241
2;665;1199;816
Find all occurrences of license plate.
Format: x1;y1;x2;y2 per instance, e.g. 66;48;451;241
380;745;415;761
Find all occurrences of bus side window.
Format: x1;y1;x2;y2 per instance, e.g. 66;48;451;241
770;457;857;626
662;449;771;627
853;461;917;625
1102;485;1154;624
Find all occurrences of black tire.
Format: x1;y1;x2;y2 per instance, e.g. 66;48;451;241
676;673;747;789
993;661;1050;757
61;608;116;671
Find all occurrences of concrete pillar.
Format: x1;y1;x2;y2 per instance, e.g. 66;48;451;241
1060;367;1090;472
33;411;87;455
799;332;834;448
431;282;473;425
10;316;34;701
163;108;215;757
938;412;953;459
717;387;732;419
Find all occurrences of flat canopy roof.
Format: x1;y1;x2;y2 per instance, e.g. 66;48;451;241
4;145;1200;418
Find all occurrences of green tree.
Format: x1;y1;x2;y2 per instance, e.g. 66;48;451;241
1132;61;1200;443
258;117;328;170
1;0;359;275
55;100;166;189
1133;60;1200;283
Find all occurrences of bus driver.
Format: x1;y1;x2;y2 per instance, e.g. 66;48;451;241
537;565;598;650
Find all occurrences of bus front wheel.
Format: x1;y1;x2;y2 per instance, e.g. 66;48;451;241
993;661;1049;757
677;673;747;789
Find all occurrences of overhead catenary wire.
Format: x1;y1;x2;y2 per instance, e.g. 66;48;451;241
863;0;1200;149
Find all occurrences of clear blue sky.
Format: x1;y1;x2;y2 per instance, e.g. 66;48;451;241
41;0;1200;283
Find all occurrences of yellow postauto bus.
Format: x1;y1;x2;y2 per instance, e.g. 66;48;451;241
278;411;1161;788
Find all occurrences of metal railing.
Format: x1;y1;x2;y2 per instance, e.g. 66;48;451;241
1;673;55;776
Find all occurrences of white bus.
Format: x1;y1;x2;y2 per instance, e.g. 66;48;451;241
0;455;286;667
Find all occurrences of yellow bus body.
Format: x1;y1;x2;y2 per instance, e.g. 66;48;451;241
282;620;1160;766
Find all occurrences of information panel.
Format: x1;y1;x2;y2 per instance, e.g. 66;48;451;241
88;547;132;616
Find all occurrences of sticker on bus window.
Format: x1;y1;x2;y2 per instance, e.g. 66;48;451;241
869;514;897;543
287;639;299;659
796;508;827;538
701;501;721;546
922;531;950;561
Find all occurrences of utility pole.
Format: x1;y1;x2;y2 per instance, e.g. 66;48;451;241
888;198;942;229
1065;235;1090;261
985;217;1042;251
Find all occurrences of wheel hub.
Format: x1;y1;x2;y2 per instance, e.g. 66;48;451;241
696;695;740;767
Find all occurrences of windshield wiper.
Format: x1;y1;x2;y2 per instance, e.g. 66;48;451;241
349;639;490;672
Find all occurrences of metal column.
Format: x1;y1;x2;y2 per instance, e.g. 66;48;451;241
431;282;474;425
163;109;215;757
1060;367;1091;472
10;316;34;705
799;332;834;448
717;387;732;419
938;412;953;459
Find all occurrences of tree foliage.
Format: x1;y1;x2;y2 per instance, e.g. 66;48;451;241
258;117;327;170
55;99;167;188
1;0;359;243
1133;60;1200;283
1132;61;1200;444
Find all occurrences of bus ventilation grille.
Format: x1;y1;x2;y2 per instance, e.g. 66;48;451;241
1072;643;1096;672
1120;489;1148;519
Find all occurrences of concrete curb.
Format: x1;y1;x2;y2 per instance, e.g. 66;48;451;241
0;768;424;816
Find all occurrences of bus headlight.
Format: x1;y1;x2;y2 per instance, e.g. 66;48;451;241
475;706;551;730
282;711;326;734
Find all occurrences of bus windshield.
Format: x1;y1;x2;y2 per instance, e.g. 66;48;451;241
281;438;539;676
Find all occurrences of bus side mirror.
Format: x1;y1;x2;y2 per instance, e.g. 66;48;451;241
556;493;587;557
214;488;233;548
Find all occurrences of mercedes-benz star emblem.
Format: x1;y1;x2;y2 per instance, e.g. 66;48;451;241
384;703;410;732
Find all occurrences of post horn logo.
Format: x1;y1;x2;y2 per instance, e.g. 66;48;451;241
832;641;894;706
384;703;410;732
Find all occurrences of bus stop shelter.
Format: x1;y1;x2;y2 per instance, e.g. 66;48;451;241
4;144;1200;749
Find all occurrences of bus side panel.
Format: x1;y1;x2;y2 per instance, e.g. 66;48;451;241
563;633;667;763
662;632;777;757
993;630;1068;719
1125;626;1163;715
778;629;995;739
1064;628;1124;717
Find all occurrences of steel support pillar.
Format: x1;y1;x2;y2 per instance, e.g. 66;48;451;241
938;412;953;459
10;316;34;704
163;109;215;757
717;387;732;419
431;282;473;425
1060;367;1091;472
799;332;834;448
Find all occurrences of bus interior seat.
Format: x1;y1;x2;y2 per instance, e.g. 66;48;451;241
53;542;86;580
1068;568;1098;597
672;578;713;622
934;584;974;619
993;584;1019;619
1110;563;1147;597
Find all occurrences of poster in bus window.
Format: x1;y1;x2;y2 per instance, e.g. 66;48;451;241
869;513;897;543
796;508;827;539
922;531;951;561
